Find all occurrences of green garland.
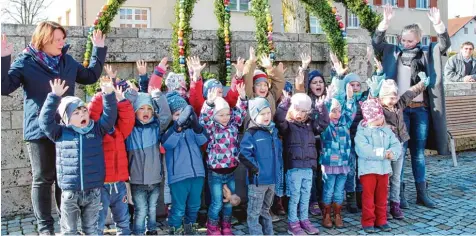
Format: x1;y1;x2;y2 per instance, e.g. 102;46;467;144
300;0;348;65
171;0;196;83
82;0;126;67
248;0;272;59
333;0;381;35
214;0;232;86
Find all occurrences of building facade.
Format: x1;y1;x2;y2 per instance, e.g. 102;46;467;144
447;16;476;52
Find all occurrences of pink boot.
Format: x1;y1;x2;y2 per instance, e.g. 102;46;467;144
207;219;222;235
221;216;233;235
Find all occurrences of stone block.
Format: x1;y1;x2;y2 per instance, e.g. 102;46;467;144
275;42;311;61
298;33;327;43
231;41;256;61
106;53;142;63
189;40;214;61
123;38;160;53
139;28;174;39
348;43;367;57
9;231;22;235
2;112;11;130
111;63;135;80
8;37;27;61
1;186;32;217
106;27;138;38
311;43;330;62
2;167;32;187
66;37;88;62
272;32;299;42
192;30;218;40
445;82;472;91
104;38;124;53
11;111;23;129
65;26;85;37
1;130;29;169
231;31;255;41
2;24;36;37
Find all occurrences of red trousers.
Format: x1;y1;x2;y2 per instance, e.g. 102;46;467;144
360;174;389;227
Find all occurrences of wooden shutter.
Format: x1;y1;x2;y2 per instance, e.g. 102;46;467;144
374;0;382;6
409;0;416;8
431;36;438;42
397;0;405;7
430;0;437;7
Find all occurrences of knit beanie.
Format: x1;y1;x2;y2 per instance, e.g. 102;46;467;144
133;92;154;113
213;97;230;116
203;79;223;99
57;96;85;125
166;91;188;113
253;69;268;85
379;79;398;98
329;98;342;113
344;73;361;84
361;98;385;125
284;81;293;93
290;93;312;111
249;97;270;121
165;72;187;92
308;70;324;88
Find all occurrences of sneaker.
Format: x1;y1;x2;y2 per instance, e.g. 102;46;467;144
309;202;322;216
184;223;199;235
390;201;404;220
363;226;375;233
207;219;222;235
287;221;306;235
300;219;319;235
271;211;281;222
146;230;158;235
376;224;392;232
387;211;393;220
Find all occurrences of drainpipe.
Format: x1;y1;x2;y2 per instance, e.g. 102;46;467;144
79;0;84;26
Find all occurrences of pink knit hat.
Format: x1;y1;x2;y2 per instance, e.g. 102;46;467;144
361;98;384;125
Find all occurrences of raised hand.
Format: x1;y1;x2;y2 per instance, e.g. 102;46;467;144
326;84;336;100
126;80;139;92
236;83;246;100
49;79;69;97
207;87;219;104
374;57;383;74
301;53;311;69
158;57;168;71
115;85;125;101
260;54;273;70
366;46;374;63
282;89;291;100
92;30;106;48
249;47;257;63
276;62;285;74
383;4;395;23
316;95;326;108
418;71;430;87
100;76;115;94
427;7;441;25
187;56;207;82
366;76;382;97
136;60;147;76
232;57;245;76
104;64;117;79
1;34;13;57
295;68;305;85
346;83;354;99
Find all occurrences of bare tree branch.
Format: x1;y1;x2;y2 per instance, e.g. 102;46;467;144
2;0;52;24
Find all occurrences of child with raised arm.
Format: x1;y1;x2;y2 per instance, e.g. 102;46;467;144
39;78;117;235
199;83;247;235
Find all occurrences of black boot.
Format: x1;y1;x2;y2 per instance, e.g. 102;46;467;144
400;183;409;209
415;181;436;208
346;192;358;213
184;223;198;235
356;191;362;209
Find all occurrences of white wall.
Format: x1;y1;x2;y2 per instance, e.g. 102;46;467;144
449;19;476;52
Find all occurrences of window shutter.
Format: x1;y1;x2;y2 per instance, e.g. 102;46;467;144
409;0;416;8
431;36;437;42
397;0;405;7
374;0;382;6
430;0;437;7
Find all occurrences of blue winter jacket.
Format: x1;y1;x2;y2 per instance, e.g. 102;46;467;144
355;121;402;177
1;45;107;141
38;92;117;191
239;125;283;186
162;124;208;185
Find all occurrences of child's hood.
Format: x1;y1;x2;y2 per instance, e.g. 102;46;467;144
357;120;393;136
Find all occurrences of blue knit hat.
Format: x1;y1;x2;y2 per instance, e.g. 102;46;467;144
284;81;293;93
166;91;188;113
344;73;361;84
308;70;324;88
203;79;223;99
57;96;85;124
248;97;270;121
133;92;153;113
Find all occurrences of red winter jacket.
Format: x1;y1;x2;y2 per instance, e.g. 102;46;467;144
88;92;135;183
189;75;244;116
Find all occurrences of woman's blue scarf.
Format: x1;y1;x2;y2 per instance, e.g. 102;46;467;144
25;44;62;75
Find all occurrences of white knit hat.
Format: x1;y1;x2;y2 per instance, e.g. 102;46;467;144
379;80;398;98
290;93;312;111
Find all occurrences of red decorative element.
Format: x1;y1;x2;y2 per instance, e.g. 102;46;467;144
226;53;231;57
179;48;185;55
339;22;344;28
94;19;99;25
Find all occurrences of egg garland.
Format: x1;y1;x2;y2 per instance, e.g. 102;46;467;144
334;0;382;35
223;0;232;85
177;0;187;73
265;6;275;62
83;0;126;67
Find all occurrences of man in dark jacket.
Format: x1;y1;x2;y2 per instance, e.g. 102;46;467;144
444;41;476;82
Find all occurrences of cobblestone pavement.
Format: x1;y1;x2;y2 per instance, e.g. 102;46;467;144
2;151;475;235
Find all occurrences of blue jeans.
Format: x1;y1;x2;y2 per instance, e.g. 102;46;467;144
247;184;275;235
97;182;130;235
344;148;362;192
131;183;160;234
322;173;347;205
168;177;204;228
401;107;429;183
60;188;101;235
286;168;313;223
208;171;235;221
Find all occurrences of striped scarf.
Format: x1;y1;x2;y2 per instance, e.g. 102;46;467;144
25;44;62;75
399;43;421;67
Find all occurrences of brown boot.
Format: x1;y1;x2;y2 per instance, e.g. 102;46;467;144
333;203;344;228
321;204;333;228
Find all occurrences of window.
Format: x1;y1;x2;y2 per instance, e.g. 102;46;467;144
464;27;468;34
229;0;250;12
347;13;360;28
385;35;398;45
309;16;323;34
119;7;150;28
416;0;429;9
383;0;397;6
421;35;430;46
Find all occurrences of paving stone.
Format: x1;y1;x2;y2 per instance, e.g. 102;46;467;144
449;229;463;234
233;230;245;235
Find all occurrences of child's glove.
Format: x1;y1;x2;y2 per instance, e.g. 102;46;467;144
366;76;384;97
189;111;203;133
418;71;430;88
176;105;193;129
